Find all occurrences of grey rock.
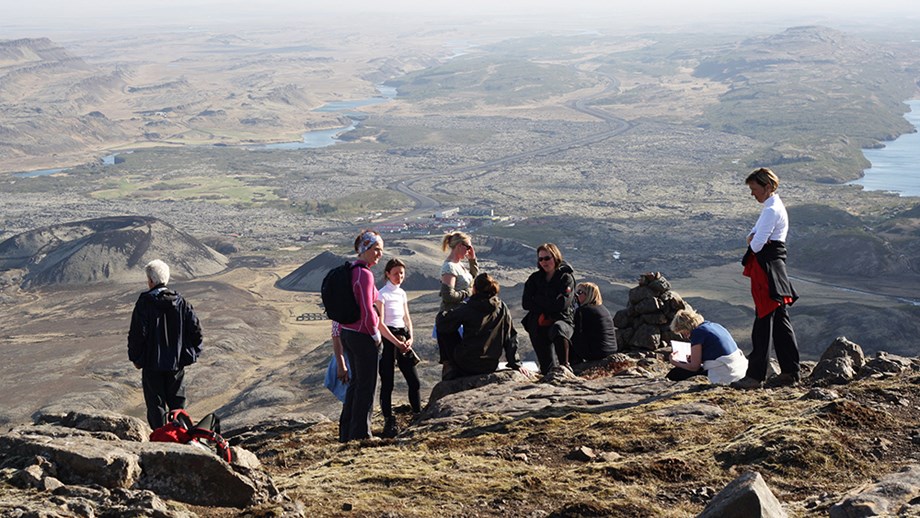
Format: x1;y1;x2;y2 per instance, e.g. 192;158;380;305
697;471;788;518
651;402;725;422
859;352;913;378
415;371;677;434
819;337;866;371
802;387;840;401
36;410;151;442
829;464;920;518
130;441;277;508
428;369;529;404
566;446;596;462
811;356;856;385
0;428;141;488
0;422;277;509
232;445;262;470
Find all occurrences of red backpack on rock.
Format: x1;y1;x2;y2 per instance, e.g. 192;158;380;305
150;409;232;463
150;409;193;443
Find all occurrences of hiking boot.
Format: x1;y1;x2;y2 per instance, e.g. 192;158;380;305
765;372;801;388
381;417;398;439
730;376;763;390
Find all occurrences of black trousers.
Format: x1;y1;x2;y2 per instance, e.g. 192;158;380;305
747;304;800;381
527;321;574;375
339;329;379;442
142;368;186;429
666;366;707;382
379;327;421;417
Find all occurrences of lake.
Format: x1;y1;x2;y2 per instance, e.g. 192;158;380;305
849;99;920;196
254;84;397;151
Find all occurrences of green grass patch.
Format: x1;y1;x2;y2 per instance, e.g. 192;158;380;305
91;175;280;205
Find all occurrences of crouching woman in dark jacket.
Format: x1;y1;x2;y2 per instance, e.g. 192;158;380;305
438;273;530;380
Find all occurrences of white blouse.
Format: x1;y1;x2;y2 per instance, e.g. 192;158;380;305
748;194;788;253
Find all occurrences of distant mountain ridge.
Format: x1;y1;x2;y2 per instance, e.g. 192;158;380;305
0;215;227;288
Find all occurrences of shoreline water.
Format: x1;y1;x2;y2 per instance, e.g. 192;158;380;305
849;99;920;197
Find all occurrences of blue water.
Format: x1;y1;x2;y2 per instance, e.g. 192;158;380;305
850;100;920;196
251;84;396;151
14;152;124;178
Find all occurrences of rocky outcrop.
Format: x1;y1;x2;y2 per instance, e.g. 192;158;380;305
0;412;281;512
829;464;920;518
612;272;687;351
810;337;917;385
35;410;151;442
0;216;227;288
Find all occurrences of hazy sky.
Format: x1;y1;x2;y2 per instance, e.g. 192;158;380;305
5;0;920;33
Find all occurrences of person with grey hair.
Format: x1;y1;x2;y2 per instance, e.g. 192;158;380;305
667;308;747;385
128;259;203;429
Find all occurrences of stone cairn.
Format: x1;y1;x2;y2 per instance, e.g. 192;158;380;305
613;272;688;352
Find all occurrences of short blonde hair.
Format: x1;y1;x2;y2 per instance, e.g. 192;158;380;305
670;308;704;335
442;231;471;252
145;259;170;286
746;167;779;191
576;282;602;306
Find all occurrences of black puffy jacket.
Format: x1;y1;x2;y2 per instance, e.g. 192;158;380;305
521;261;576;330
127;285;203;371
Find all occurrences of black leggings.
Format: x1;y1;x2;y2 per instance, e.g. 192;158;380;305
339;329;379;442
379;327;421;417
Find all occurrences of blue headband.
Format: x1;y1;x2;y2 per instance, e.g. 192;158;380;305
357;232;381;255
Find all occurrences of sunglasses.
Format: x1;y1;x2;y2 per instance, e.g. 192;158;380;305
538;256;553;262
576;290;585;296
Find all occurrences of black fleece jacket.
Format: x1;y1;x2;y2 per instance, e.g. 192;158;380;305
128;285;203;371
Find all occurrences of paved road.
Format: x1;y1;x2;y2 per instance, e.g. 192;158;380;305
383;87;632;224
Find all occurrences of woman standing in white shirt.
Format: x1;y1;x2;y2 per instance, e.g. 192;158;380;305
375;258;419;438
732;168;801;390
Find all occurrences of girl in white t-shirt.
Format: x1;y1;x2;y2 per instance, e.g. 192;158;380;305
375;258;420;438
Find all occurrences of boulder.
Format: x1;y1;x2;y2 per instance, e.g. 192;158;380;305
811;356;857;385
36;410;151;442
698;471;788;518
819;337;866;371
829;464;920;518
133;441;275;508
859;352;914;378
415;370;677;434
0;422;277;508
427;369;528;404
0;427;142;489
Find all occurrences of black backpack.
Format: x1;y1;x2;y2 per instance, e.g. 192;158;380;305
321;261;368;324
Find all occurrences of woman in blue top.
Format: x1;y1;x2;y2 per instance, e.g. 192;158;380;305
667;308;748;385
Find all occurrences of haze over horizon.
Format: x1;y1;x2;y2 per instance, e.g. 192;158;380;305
4;0;920;37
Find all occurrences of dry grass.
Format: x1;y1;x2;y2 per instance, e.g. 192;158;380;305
237;374;920;517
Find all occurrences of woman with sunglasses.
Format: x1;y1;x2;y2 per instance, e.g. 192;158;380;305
435;231;478;379
571;282;617;364
522;243;576;375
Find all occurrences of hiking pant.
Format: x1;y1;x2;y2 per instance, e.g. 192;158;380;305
527;321;574;375
379;327;421;418
142;368;186;429
340;329;379;442
747;304;800;381
666;366;707;382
